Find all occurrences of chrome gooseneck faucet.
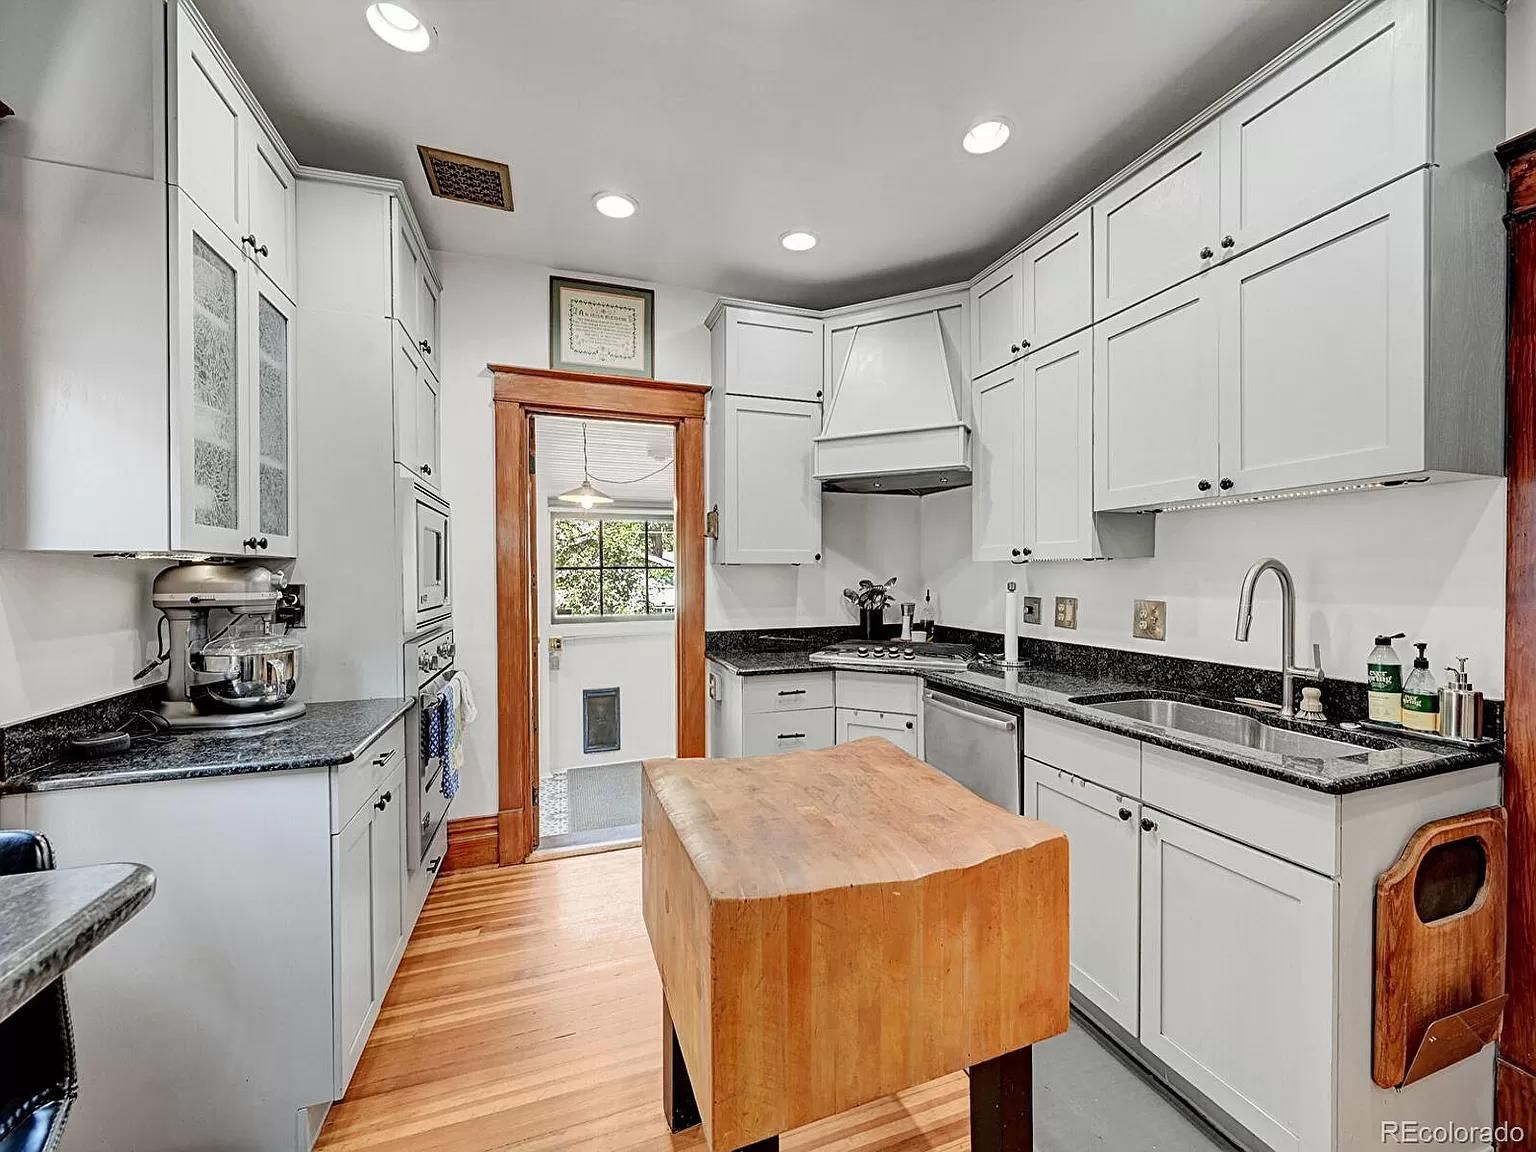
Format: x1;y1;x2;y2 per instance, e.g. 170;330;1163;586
1235;557;1324;720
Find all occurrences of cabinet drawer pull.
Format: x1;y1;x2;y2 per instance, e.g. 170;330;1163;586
776;689;807;696
777;732;806;741
427;855;442;874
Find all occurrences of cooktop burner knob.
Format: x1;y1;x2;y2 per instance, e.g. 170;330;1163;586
903;649;916;660
856;646;868;656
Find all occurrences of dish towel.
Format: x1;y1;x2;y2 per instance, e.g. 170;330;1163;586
443;673;478;799
439;677;460;800
421;692;446;761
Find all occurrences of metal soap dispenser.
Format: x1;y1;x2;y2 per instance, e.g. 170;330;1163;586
1439;657;1485;741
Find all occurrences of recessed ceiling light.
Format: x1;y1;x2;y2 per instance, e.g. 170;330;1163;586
593;192;638;219
780;231;817;252
962;119;1011;155
366;2;432;52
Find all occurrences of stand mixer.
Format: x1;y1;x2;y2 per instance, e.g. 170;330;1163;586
149;562;306;729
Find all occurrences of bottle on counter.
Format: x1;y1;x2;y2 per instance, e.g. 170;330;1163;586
918;589;935;641
1367;633;1406;725
1401;642;1441;733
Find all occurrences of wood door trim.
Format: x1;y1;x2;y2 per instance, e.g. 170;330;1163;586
492;365;709;866
443;815;500;872
1502;132;1536;1134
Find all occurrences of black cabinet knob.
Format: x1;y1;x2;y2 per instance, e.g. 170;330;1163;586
257;536;269;549
427;856;442;874
1119;807;1132;821
815;389;823;399
421;463;433;476
1199;246;1214;260
375;796;388;811
1197;479;1212;492
1020;339;1031;350
1010;343;1020;354
1011;548;1021;557
1220;235;1236;249
905;720;915;730
1021;547;1032;556
813;552;822;561
1219;478;1234;490
419;339;432;355
242;537;258;549
1140;817;1157;833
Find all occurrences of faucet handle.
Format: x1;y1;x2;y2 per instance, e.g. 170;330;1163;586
1310;643;1324;679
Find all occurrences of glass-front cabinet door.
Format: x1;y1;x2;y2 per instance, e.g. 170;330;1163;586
174;190;248;555
250;271;298;555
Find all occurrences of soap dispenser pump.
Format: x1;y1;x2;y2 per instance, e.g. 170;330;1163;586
1401;642;1440;734
1439;657;1485;741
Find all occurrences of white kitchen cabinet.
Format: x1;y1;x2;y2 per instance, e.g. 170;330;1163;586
334;797;376;1091
1024;761;1140;1035
710;394;822;564
836;708;918;756
709;304;824;402
393;326;441;489
744;708;836;757
969;255;1025;378
708;664;835;758
247;127;298;301
1139;809;1336;1152
969;362;1026;563
1215;175;1425;497
1094;276;1221;511
1020;209;1093;354
370;757;408;996
1092;122;1221;321
1023;330;1153;560
172;190;298;557
391;199;443;375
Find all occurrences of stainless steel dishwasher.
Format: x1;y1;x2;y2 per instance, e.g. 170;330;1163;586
921;689;1021;812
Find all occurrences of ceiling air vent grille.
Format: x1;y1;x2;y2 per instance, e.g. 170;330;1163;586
417;145;514;211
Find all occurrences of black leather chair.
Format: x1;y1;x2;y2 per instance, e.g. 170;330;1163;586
0;832;76;1152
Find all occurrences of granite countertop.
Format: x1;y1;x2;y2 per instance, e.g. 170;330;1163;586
707;638;1500;794
0;862;155;1022
4;698;413;794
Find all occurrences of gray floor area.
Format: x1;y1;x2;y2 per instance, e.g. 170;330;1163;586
1034;1015;1239;1152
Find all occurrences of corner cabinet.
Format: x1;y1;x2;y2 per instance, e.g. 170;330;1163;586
172;189;298;557
708;302;824;565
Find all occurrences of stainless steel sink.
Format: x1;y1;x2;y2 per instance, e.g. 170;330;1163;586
1082;697;1368;759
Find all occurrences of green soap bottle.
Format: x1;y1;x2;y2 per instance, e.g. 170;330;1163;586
1401;643;1441;733
1367;633;1405;725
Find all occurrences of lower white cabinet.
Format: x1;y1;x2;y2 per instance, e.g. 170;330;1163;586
743;708;835;757
710;394;822;564
336;753;409;1092
1023;761;1140;1034
1140;810;1335;1152
836;707;918;755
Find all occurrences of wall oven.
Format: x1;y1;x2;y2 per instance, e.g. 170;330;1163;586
399;470;452;634
404;621;455;868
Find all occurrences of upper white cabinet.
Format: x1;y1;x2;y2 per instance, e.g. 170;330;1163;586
970;363;1025;563
971;210;1093;378
391;200;442;377
393;328;441;490
1094;277;1220;511
710;395;822;564
251;267;299;556
173;4;296;303
1092;123;1221;322
970;257;1025;378
710;304;824;402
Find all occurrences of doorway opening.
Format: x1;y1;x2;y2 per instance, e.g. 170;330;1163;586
532;415;678;852
491;366;708;867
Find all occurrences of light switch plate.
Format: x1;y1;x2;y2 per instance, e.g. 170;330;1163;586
1054;596;1078;630
1133;599;1166;641
1021;596;1042;625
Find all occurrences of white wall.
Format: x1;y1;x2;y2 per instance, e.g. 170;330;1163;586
1511;0;1535;137
921;479;1507;694
0;552;162;725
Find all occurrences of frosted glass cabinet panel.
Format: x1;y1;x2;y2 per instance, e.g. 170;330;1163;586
177;191;247;555
253;274;298;555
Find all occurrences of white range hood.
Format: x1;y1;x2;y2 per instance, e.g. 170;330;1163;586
814;289;970;495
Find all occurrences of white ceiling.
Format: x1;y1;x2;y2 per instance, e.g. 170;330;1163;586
197;0;1353;309
535;416;675;508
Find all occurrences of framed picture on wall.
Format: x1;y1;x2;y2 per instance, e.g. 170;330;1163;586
549;276;655;378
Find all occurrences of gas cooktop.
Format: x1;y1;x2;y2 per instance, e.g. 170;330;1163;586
808;640;976;672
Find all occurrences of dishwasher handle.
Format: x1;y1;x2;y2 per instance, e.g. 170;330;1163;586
923;691;1016;733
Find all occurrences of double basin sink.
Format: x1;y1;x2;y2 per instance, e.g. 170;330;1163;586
1072;695;1382;760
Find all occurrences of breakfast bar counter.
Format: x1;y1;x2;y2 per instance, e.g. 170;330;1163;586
640;737;1069;1151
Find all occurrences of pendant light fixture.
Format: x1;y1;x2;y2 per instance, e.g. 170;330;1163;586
557;424;615;510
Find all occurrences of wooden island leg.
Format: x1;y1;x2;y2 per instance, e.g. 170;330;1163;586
969;1046;1034;1152
662;995;701;1132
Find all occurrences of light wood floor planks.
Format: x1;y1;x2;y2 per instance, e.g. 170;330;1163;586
316;848;973;1152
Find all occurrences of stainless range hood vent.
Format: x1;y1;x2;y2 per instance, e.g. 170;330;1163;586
813;290;970;492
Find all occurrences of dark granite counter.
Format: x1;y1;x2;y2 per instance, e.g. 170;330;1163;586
4;698;412;794
0;862;154;1022
707;649;826;676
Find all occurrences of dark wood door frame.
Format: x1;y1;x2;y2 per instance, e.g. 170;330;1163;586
491;365;709;866
1500;129;1536;1141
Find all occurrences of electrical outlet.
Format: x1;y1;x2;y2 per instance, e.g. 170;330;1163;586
1054;596;1079;630
1021;596;1042;625
1133;599;1167;641
275;583;306;628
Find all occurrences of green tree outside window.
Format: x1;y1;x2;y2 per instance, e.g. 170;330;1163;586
552;514;676;619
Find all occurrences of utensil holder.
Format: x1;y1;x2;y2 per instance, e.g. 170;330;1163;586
859;607;883;641
1372;807;1506;1089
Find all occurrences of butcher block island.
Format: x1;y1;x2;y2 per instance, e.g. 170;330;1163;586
640;737;1070;1152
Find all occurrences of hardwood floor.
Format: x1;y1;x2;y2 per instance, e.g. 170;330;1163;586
317;848;973;1152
